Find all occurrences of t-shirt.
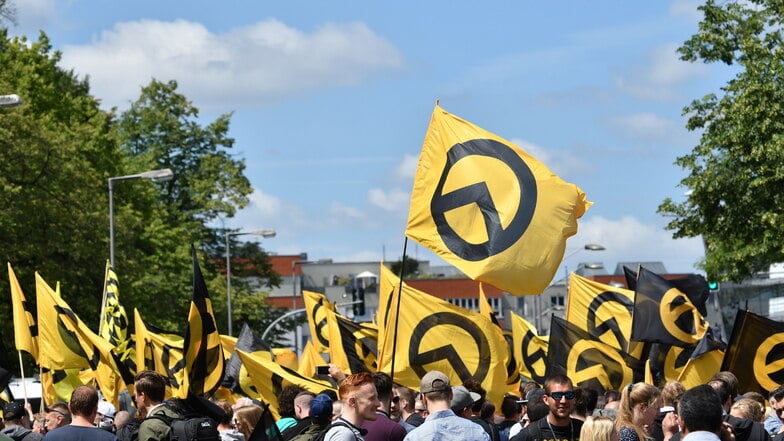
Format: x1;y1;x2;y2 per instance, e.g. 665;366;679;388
509;417;583;441
43;425;118;441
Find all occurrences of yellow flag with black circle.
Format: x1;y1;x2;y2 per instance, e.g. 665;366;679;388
134;309;187;398
8;263;38;359
36;273;90;370
721;309;784;396
510;312;548;384
405;105;591;295
182;246;225;397
376;264;508;407
100;261;132;361
302;290;335;353
325;308;378;374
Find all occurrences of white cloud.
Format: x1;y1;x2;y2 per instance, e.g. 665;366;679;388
60;19;404;109
368;188;410;213
12;0;60;36
511;138;594;177
615;43;707;101
395;154;419;181
669;0;704;22
605;113;678;140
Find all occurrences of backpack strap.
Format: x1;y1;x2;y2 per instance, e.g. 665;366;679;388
325;421;362;441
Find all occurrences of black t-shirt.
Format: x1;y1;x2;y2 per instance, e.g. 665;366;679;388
510;417;583;441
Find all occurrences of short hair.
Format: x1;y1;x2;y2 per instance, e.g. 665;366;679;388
338;372;375;400
730;398;764;423
372;372;394;401
47;402;72;424
604;390;620;403
661;381;686;407
501;396;522;418
69;385;99;418
463;378;487;413
544;374;573;394
582;388;599;414
527;401;550;423
114;411;131;430
134;370;167;403
581;416;616;441
708;379;731;404
742;391;766;408
522;381;541;396
480;400;495;420
770;385;784;402
277;385;306;418
710;372;739;400
679;385;723;433
396;386;416;411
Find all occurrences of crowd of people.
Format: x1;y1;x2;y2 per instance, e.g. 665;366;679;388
0;368;781;441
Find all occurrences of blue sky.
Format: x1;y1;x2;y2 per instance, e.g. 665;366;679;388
11;0;727;277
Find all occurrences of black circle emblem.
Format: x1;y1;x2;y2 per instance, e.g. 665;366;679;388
431;139;537;261
586;291;634;351
409;312;492;382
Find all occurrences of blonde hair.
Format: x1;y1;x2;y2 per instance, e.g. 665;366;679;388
582;416;616;441
731;398;764;423
616;383;661;441
660;381;685;407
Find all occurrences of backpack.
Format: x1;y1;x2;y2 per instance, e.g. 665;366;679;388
116;413;220;441
116;418;142;441
311;421;360;441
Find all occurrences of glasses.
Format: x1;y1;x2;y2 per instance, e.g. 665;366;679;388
773;407;784;415
548;391;576;400
392;396;399;403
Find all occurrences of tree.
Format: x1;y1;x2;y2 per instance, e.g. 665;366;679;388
658;0;784;282
390;256;420;279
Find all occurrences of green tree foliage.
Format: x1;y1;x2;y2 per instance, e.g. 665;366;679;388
658;0;784;281
390;256;420;279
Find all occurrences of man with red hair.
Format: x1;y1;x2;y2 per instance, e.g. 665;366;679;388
324;372;380;441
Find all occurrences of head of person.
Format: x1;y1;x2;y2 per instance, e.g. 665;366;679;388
582;388;599;415
3;402;27;427
661;381;686;408
463;378;487;415
293;391;315;419
339;372;380;423
44;402;71;432
770;385;784;422
730;398;764;423
450;386;480;418
543;374;576;422
480;400;495;421
604;390;620;404
134;370;167;410
500;395;523;421
708;379;732;411
678;384;723;435
710;372;739;403
113;411;131;431
96;400;116;429
616;383;661;441
419;370;452;410
372;372;394;409
310;394;334;425
214;399;234;427
277;385;306;419
581;416;619;441
527;401;551;425
70;385;100;419
396;386;416;415
234;404;263;441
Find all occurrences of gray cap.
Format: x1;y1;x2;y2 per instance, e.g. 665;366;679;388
451;386;481;412
420;370;451;394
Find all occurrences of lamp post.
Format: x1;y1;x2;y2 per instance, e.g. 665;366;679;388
0;94;22;107
225;229;276;336
291;257;311;355
108;168;174;266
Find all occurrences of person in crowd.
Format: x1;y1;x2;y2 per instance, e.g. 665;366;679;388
510;389;547;439
462;379;498;441
213;400;244;441
394;386;421;430
709;378;767;441
362;373;407;441
580;416;618;441
450;386;480;419
615;383;661;441
767;385;784;436
113;412;130;433
479;401;500;441
413;398;427;420
234;404;263;441
282;391;319;440
497;396;523;441
96;400;117;433
510;374;584;441
730;399;764;424
652;381;684;441
3;402;43;441
322;372;379;441
676;384;725;441
403;370;489;441
571;389;588;422
44;404;71;434
276;387;312;434
31;415;45;435
133;370;180;441
594;390;620;419
43;385;117;441
291;394;333;441
582;389;599;420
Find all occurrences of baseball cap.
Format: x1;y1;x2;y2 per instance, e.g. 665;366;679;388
451;386;481;412
420;371;451;394
3;402;24;421
309;393;333;421
97;400;116;419
520;388;545;405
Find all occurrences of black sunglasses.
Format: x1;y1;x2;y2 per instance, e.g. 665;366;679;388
549;391;576;400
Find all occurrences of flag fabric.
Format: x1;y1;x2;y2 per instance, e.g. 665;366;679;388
35;272;125;405
40;368;84;406
510;312;548;384
677;327;725;388
8;263;38;358
722;310;784;396
376;264;509;406
624;266;710;316
567;273;645;358
631;267;708;347
302;290;335;353
220;334;238;361
479;284;519;393
547;316;640;394
182;246;225;397
405;105;591;295
325;308;378;374
36;273;91;370
222;323;272;392
236;349;335;419
134;309;187;397
99;261;132;360
298;340;328;379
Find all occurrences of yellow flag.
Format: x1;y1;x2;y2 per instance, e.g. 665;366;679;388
302;290;335;353
134;309;187;398
220;334;238;361
36;273;90;370
237;349;336;419
405;105;591;295
510;312;548;384
8;263;38;358
325;309;378;374
376;265;508;406
100;261;132;360
566;273;645;358
480;284;520;394
297;340;328;379
40;368;84;407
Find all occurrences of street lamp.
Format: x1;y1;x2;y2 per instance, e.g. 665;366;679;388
108;168;174;266
0;94;22;107
225;229;276;336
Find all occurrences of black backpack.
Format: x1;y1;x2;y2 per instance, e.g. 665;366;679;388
116;413;220;441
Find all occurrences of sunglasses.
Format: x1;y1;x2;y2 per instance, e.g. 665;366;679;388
548;391;576;400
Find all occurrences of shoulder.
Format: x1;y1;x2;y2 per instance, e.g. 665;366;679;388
324;422;359;441
618;426;640;441
22;431;43;441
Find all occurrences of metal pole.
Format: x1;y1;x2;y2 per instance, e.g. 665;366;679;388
108;178;115;266
226;232;233;336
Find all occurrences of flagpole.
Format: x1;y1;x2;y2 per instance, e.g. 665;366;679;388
389;237;409;389
98;260;110;336
17;351;27;402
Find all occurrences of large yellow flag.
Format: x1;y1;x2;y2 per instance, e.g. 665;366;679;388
134;309;187;398
510;312;548;384
325;308;378;374
237;350;335;419
376;265;508;406
302;290;335;353
36;273;90;370
405;105;591;295
99;261;132;360
35;273;125;405
298;340;328;379
8;263;38;358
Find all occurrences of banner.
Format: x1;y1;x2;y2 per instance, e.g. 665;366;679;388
405;105;591;294
325;308;378;375
222;322;272;394
677;327;725;389
298;340;328;379
134;309;187;398
99;261;132;360
302;290;335;353
721;309;784;396
8;263;38;358
510;312;548;384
